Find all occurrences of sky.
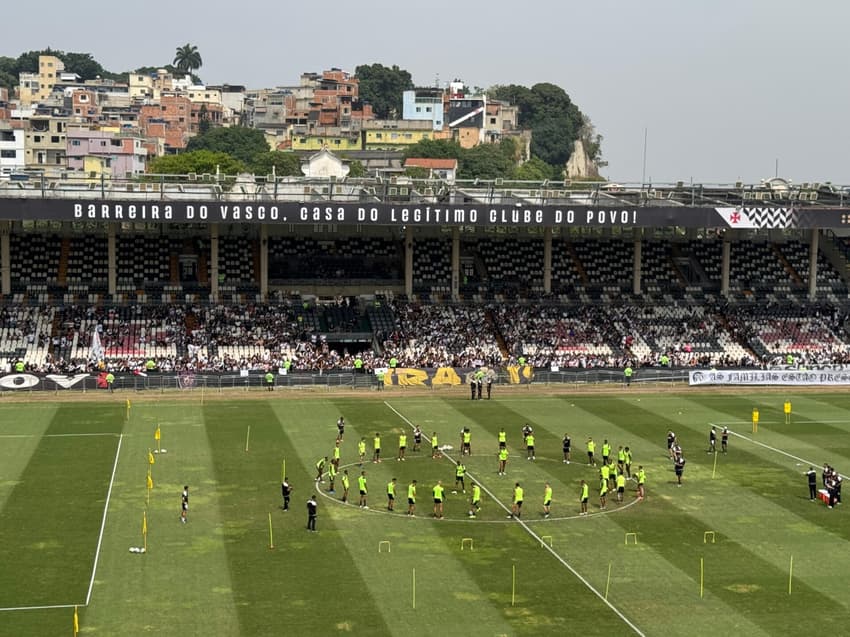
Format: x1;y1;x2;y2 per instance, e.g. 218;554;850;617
5;0;850;184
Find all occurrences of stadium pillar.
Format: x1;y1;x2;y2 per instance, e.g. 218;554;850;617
260;225;268;301
632;235;642;295
808;229;819;300
0;222;9;296
210;224;220;301
451;227;460;301
721;239;731;297
107;224;117;297
543;227;552;294
405;226;413;298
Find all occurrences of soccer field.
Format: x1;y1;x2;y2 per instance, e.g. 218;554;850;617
1;389;849;636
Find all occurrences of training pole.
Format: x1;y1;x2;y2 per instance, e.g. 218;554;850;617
700;558;704;599
412;568;416;609
268;512;274;549
712;447;719;479
245;426;251;453
511;564;516;606
281;459;286;483
605;562;612;600
788;556;793;594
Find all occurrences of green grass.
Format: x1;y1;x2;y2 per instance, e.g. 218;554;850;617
1;390;850;636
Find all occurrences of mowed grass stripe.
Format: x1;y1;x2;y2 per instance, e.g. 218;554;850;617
0;405;120;606
0;404;58;511
210;400;393;636
80;403;242;636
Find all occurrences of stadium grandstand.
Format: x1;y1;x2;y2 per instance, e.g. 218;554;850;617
1;173;850;384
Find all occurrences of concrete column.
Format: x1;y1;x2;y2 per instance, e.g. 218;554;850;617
259;225;268;302
632;236;642;295
404;227;413;298
808;228;819;300
107;225;116;297
451;227;460;301
721;239;731;297
210;224;219;301
0;222;10;296
543;227;553;294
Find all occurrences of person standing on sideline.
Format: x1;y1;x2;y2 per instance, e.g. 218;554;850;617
306;495;318;532
265;370;274;391
587;437;596;466
498;447;509;475
486;373;493;399
563;433;571;464
336;416;345;441
281;477;292;511
469;374;477;400
358;438;367;466
181;485;189;523
509;482;524;519
407;480;417;516
372;433;382;463
106;371;115;393
387;478;396;511
543;482;553;518
674;456;686;486
707;427;717;454
721;427;729;454
806;466;818;501
340;470;350;503
413;425;422;452
358;471;368;509
637;466;646;500
433;480;445;519
624;364;633;387
580;479;589;515
469;482;481;518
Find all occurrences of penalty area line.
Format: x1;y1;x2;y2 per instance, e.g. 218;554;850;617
384;401;646;637
85;432;124;606
0;603;80;613
0;432;120;439
725;428;847;480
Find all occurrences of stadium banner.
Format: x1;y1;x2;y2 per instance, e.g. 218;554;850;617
0;199;844;229
383;365;532;387
689;369;850;386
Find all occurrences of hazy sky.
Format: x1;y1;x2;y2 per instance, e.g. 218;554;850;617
5;0;849;184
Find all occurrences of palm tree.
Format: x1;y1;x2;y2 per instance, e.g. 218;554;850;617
173;43;202;76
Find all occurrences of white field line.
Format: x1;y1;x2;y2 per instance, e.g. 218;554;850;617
85;433;123;606
0;432;119;438
0;603;79;612
384;401;646;637
724;427;848;480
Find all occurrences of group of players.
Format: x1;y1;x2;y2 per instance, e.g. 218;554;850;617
810;464;844;508
289;417;648;521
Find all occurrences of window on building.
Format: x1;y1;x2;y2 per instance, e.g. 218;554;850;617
334;139;340;145
404;133;412;139
426;107;432;113
71;140;81;146
51;136;60;143
375;133;382;139
416;107;421;113
111;140;121;147
33;135;42;143
100;140;106;146
0;150;16;158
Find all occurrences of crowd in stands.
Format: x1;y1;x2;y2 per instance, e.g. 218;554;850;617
7;298;850;375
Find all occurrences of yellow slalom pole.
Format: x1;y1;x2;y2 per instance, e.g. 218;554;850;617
412;568;416;609
605;562;612;600
511;564;516;606
143;511;148;553
700;558;704;598
268;512;274;549
788;555;793;594
245;426;251;453
712;447;719;479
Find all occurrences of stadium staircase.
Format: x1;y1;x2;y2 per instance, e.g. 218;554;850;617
772;243;803;285
485;308;510;358
565;242;589;284
819;231;850;285
57;238;71;287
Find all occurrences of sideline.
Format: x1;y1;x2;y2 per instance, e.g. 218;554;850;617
86;433;124;605
725;428;848;479
384;401;646;637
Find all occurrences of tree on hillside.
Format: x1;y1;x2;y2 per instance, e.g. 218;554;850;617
513;157;558;181
459;140;517;180
490;82;593;168
148;150;245;176
173;43;203;76
354;63;414;119
249;151;302;177
402;138;463;162
186;126;269;165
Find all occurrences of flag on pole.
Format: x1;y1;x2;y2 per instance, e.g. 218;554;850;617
148;450;155;465
154;426;161;441
90;328;104;363
146;473;153;490
143;511;148;535
127;399;132;410
73;605;79;635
